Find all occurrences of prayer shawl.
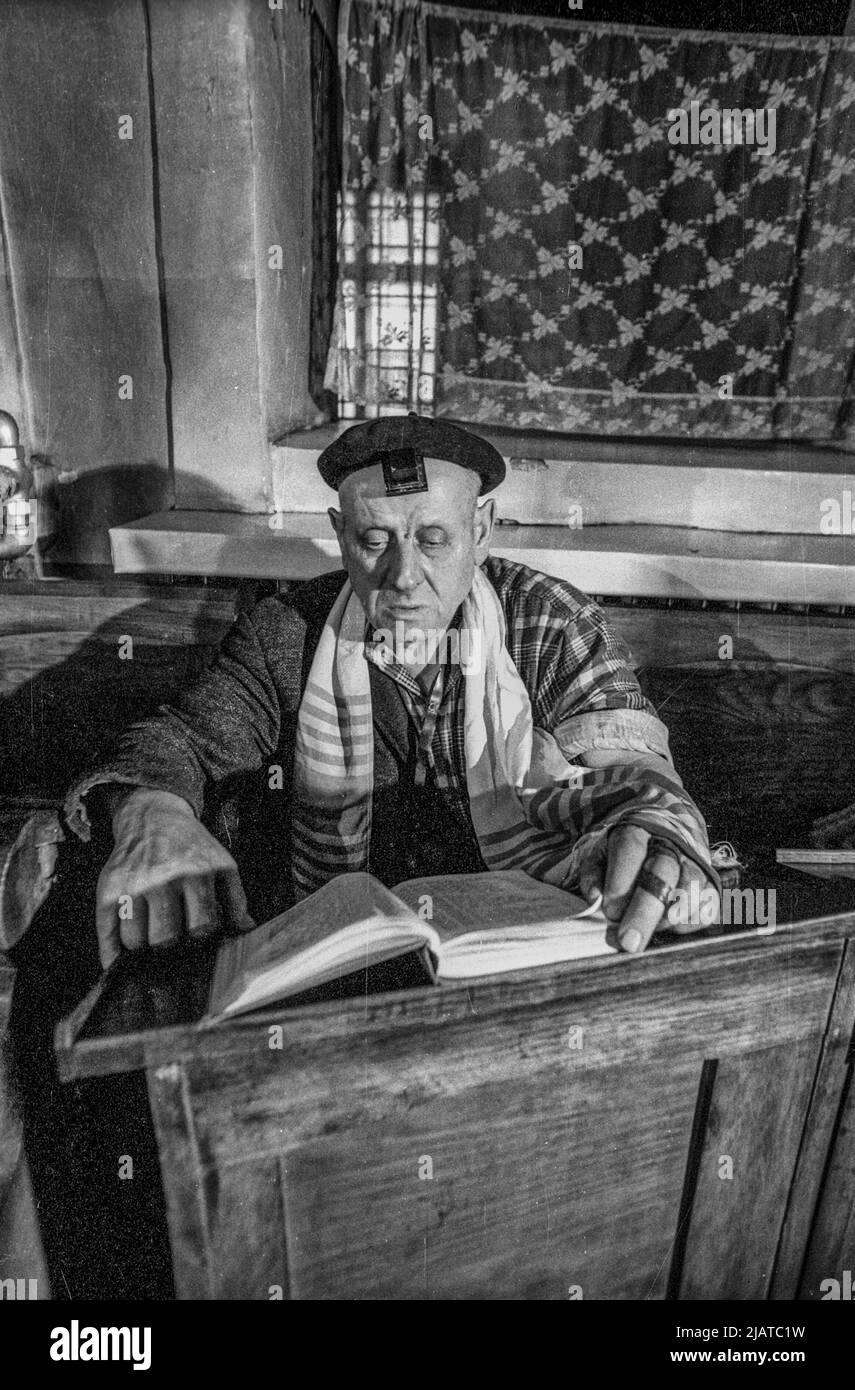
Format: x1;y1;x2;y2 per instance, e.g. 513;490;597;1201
291;568;712;898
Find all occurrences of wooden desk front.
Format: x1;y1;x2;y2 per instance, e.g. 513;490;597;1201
56;908;855;1301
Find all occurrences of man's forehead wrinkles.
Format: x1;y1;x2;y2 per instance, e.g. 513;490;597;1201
347;494;453;529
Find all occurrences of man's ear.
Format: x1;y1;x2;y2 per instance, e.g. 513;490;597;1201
328;506;344;546
473;496;495;562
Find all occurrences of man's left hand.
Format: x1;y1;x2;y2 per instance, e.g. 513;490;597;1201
579;824;719;953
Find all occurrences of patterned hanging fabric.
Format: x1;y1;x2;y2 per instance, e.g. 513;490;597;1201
329;0;855;443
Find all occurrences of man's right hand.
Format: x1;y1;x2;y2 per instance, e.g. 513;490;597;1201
95;787;255;968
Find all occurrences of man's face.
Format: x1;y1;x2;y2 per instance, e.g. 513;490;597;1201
328;457;495;636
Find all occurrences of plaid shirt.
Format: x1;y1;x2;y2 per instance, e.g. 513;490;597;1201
364;555;666;790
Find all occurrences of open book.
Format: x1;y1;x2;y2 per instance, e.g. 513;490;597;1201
208;869;614;1019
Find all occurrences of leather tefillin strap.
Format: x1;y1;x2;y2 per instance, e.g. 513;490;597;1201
638;836;684;906
635;869;675;907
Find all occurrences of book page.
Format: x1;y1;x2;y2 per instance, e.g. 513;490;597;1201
208;872;437;1017
392;869;604;940
392;867;620;978
391;869;615;980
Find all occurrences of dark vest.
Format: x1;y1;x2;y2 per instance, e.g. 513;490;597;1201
229;573;485;923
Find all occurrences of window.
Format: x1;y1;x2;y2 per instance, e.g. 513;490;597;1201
337;189;440;418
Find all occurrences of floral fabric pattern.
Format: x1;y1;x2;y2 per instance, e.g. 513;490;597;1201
335;0;855;442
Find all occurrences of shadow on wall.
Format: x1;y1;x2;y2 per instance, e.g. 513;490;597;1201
0;468;268;802
43;460;259;568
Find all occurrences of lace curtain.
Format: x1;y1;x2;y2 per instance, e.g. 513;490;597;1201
326;0;855;442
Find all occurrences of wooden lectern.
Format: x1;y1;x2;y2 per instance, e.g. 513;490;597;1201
56;893;855;1301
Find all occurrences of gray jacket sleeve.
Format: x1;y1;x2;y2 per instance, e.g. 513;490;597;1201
63;599;288;841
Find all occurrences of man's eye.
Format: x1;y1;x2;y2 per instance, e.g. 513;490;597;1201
362;535;388;550
421;533;446;547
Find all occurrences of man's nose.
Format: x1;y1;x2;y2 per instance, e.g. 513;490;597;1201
385;540;422;592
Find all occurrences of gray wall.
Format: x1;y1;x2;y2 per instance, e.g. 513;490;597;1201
0;0;334;563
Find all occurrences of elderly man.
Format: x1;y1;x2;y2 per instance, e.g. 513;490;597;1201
64;414;719;968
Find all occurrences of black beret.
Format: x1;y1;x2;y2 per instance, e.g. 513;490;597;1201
317;411;505;495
